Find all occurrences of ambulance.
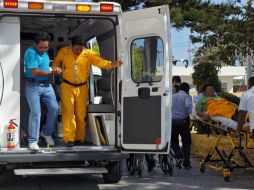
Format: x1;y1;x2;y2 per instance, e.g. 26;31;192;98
0;0;172;183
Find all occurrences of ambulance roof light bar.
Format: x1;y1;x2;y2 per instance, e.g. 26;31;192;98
1;1;121;14
3;0;18;8
28;2;44;10
100;3;113;12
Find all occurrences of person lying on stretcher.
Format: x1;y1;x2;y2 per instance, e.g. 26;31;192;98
196;84;239;130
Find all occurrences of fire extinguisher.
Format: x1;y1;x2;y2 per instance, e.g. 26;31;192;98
7;119;18;150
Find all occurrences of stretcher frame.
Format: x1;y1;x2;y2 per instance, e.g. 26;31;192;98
190;117;253;182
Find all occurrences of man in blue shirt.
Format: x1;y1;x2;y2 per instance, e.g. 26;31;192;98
24;32;61;151
171;82;193;169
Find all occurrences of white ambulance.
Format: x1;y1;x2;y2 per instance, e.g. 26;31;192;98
0;0;172;183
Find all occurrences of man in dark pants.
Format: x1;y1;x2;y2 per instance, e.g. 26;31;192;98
171;82;193;169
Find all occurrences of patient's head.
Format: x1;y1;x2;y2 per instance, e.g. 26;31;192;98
202;84;215;97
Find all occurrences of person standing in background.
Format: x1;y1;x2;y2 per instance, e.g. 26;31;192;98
238;76;254;135
172;75;181;94
171;82;193;169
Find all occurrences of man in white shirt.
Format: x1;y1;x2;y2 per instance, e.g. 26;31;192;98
238;76;254;135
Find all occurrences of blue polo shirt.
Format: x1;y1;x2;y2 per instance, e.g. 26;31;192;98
24;47;50;81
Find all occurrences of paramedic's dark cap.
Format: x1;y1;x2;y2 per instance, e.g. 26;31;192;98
34;32;51;44
180;82;190;93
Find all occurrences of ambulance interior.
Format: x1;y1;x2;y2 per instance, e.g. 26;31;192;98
20;15;117;148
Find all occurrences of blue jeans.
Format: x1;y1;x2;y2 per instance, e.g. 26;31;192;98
25;83;59;143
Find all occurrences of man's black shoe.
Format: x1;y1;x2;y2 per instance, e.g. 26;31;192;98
66;141;74;147
183;165;192;170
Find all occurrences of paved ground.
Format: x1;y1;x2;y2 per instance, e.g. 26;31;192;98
0;157;253;190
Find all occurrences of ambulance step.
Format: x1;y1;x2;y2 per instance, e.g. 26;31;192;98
14;167;108;176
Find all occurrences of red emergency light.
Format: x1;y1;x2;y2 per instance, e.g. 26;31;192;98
155;138;161;145
100;3;113;12
3;0;18;8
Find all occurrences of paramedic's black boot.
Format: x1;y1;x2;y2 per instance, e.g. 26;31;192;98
74;140;83;146
183;165;192;170
66;141;74;147
183;160;192;170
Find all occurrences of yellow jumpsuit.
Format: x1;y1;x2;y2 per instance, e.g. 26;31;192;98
53;46;113;143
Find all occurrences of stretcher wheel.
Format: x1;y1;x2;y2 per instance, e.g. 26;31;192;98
138;168;143;178
200;161;206;173
167;162;174;176
127;154;144;177
223;169;231;182
159;155;174;176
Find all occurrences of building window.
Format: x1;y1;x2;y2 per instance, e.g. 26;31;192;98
221;83;227;92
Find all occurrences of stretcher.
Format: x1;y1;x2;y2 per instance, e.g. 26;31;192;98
191;117;254;182
126;150;176;177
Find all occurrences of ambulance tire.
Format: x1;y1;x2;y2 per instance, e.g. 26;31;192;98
0;166;5;176
103;161;122;183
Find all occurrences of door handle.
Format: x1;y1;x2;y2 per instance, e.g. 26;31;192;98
0;61;4;106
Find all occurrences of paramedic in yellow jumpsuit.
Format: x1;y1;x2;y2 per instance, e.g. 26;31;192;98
53;35;123;147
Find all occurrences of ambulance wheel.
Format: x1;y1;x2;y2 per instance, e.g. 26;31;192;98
103;161;122;183
0;166;5;175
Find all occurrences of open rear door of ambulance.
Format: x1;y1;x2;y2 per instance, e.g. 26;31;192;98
0;16;21;148
121;5;172;153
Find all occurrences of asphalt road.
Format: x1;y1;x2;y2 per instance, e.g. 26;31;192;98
0;157;254;190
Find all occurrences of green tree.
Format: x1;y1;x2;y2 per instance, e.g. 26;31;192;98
99;0;253;66
192;61;221;93
131;45;144;82
91;42;100;55
190;1;254;65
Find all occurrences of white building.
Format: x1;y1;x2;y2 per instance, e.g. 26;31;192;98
172;66;246;93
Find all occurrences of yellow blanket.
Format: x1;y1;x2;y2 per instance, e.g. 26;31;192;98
206;97;238;119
